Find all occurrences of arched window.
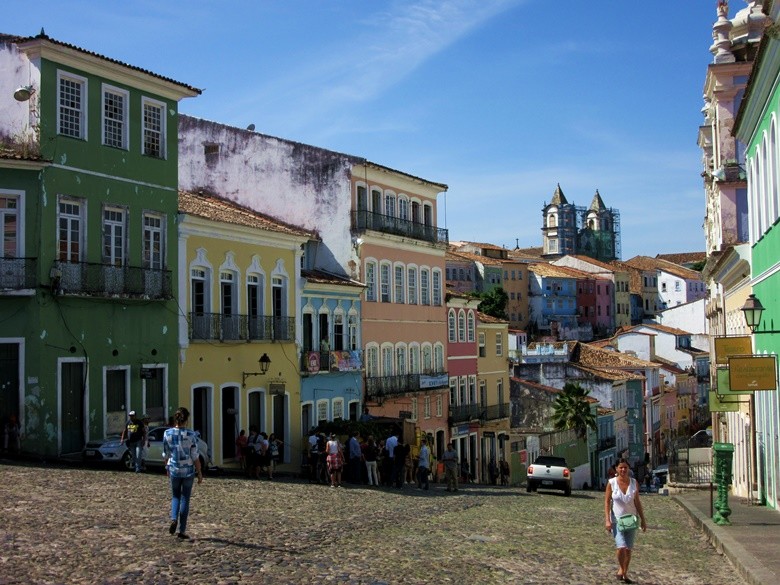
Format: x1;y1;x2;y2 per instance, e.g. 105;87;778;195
448;309;457;342
457;310;466;342
395;343;407;375
385;192;396;218
467;311;475;342
434;343;444;373
422;344;433;374
365;260;377;302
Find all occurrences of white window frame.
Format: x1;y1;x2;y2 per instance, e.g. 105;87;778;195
57;70;87;139
495;332;503;356
316;399;329;423
143;213;165;270
448;309;457;343
432;269;442;306
102;206;127;267
380;261;391;303
420;268;430;306
394;263;405;303
458;310;466;342
436;395;443;417
58;197;85;262
407;266;417;305
365;260;377;302
142;97;167;159
333;398;345;421
467;311;475;342
0;190;24;258
102;84;129;149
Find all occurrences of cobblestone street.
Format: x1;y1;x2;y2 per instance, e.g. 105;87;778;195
0;462;743;585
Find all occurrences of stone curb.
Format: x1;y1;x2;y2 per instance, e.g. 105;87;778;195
673;495;775;585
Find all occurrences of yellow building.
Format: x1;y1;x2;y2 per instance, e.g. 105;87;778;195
177;191;313;469
475;311;511;483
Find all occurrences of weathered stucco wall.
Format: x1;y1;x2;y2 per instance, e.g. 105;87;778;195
178;115;361;275
0;42;40;148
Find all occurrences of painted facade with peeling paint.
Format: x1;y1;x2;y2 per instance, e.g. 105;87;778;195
0;33;198;457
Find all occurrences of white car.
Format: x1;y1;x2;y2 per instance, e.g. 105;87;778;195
83;426;211;471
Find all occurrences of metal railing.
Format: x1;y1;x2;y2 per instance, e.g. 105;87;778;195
449;403;510;424
669;462;713;485
0;257;37;290
54;261;171;299
189;313;295;342
598;437;616;451
352;210;448;245
365;371;448;399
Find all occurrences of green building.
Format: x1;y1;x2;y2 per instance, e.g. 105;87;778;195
0;32;199;457
733;2;780;510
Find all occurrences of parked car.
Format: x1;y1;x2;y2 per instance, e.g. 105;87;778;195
83;426;211;471
526;455;572;496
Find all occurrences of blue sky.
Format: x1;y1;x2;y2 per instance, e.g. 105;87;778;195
6;0;719;259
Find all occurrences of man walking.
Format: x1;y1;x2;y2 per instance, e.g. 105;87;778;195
417;438;431;490
384;430;399;487
347;431;363;484
442;442;459;492
120;411;146;473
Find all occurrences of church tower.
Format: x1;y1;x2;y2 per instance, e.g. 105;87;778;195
541;184;577;259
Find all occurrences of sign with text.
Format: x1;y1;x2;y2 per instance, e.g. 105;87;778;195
728;355;778;391
716;367;752;395
714;336;753;365
708;390;742;412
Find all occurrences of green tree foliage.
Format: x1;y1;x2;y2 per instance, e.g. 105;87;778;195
551;382;597;439
478;286;508;319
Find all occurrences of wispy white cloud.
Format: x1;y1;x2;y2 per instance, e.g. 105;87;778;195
226;0;524;131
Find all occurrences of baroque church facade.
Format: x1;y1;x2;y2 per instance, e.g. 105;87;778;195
541;184;621;262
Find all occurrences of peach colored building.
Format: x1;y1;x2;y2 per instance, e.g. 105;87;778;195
353;162;449;456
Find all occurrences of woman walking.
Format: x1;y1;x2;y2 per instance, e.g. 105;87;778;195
325;433;344;487
605;458;647;583
163;407;203;540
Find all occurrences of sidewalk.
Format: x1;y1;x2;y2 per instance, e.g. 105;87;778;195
673;489;780;585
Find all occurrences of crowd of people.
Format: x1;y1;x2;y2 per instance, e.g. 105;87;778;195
237;425;283;480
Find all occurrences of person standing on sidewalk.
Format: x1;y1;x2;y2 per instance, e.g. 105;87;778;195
442;442;459;492
163;407;203;540
605;458;647;583
120;411;146;473
417;438;431;490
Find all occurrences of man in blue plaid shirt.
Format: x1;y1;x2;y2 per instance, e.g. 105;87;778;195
163;407;203;539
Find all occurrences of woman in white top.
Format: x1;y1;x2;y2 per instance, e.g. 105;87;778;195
604;459;647;583
325;434;343;487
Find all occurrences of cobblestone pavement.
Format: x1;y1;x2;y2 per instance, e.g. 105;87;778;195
0;462;744;585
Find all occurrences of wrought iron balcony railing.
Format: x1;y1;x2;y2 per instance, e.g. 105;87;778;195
365;371;448;400
598;437;616;451
352;210;448;245
0;257;37;291
301;350;363;373
189;313;295;342
54;260;171;299
448;403;510;424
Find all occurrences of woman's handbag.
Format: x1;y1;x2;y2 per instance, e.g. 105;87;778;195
617;514;639;531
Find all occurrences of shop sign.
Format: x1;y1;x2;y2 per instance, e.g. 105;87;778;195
714;336;752;365
729;355;778;391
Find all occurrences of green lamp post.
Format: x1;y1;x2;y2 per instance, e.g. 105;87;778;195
712;442;735;526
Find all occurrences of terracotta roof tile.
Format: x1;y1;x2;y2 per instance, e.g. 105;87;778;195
302;269;364;288
655;252;706;266
528;263;592;279
624;256;702;280
179;190;314;238
477;311;507;324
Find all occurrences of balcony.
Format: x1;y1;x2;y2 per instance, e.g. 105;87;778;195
352;210;448;245
301;350;363;373
365;371;448;400
449;403;510;424
598;437;616;451
189;313;295;342
54;261;172;299
0;257;37;291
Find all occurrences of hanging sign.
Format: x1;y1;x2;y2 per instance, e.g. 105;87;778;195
708;390;742;413
728;355;778;391
716;367;752;395
714;336;752;365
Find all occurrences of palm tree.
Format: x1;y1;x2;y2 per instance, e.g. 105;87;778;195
551;382;597;440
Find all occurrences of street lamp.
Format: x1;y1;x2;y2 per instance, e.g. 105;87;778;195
741;293;780;334
242;353;271;387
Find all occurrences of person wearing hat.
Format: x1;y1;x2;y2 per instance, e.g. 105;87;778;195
417;437;431;491
120;410;146;473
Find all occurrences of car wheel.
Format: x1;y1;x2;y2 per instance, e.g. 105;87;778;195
121;451;133;471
